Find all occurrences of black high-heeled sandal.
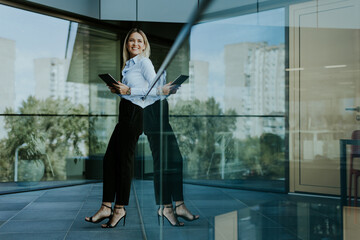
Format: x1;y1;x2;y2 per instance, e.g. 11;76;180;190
159;205;184;227
157;207;163;225
85;203;113;223
102;206;126;228
174;202;199;222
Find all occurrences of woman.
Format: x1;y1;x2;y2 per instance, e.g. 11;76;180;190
84;28;151;228
85;28;197;228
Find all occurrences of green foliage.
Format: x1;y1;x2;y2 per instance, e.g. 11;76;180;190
169;98;285;180
0;96;100;181
170;97;237;179
231;134;285;179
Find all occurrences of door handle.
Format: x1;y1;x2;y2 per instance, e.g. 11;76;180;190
345;106;360;112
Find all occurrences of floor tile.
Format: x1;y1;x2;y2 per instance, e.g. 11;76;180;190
25;201;83;210
191;199;248;210
65;230;143;240
34;195;88;202
146;228;210;240
0;232;66;240
12;209;78;221
0;211;18;221
0;203;28;211
0;195;39;203
0;220;73;232
238;227;300;240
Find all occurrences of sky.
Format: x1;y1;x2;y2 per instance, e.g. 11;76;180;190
0;3;285;110
190;8;285;103
0;4;69;109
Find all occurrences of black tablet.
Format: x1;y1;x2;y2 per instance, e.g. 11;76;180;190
171;75;189;86
98;73;119;86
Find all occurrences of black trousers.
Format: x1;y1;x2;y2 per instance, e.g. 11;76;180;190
144;99;184;205
102;99;143;205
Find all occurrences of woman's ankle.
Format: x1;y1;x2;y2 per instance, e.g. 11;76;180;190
102;202;112;208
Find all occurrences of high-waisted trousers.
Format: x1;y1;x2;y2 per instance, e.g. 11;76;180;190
144;99;184;205
102;99;143;205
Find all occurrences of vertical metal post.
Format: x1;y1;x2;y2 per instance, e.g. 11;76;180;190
221;135;225;179
14;143;27;182
340;139;347;240
340;140;347;207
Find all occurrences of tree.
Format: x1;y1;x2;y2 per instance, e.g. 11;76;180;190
168;97;285;181
232;133;285;180
0;96;101;182
169;97;237;179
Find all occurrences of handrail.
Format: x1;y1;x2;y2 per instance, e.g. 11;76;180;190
142;0;213;100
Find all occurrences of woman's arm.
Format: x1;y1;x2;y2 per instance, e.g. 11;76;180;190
109;58;177;96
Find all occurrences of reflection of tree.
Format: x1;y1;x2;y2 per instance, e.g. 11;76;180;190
234;133;285;179
169;98;285;180
170;98;237;179
0;96;102;182
259;133;284;178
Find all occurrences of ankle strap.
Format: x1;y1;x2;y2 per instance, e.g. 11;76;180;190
164;205;173;208
114;206;125;209
175;202;184;208
102;203;112;209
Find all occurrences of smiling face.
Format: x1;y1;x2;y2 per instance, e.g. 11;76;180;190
126;32;146;58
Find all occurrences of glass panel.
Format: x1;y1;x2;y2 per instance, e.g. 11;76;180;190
169;116;285;191
0;115;88;182
0;3;119;192
288;0;360;198
143;1;289;238
163;7;286;192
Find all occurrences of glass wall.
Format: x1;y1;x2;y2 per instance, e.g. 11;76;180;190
0;0;359;239
0;4;119;192
288;0;360;197
163;7;286;192
140;0;358;238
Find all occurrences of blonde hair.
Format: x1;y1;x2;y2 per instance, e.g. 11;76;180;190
122;28;151;70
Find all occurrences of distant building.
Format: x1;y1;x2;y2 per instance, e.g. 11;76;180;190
34;57;119;148
224;42;285;139
34;58;89;107
0;38;16;139
0;38;15;112
89;84;117;151
168;60;209;106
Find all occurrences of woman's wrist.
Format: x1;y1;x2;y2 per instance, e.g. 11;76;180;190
156;87;163;96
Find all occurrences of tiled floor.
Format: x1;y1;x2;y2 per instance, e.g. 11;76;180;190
0;181;342;240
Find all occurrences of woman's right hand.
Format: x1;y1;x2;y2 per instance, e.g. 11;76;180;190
161;82;179;95
108;82;131;95
108;84;120;94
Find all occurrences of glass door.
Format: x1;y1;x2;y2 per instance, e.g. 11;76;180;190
289;0;360;195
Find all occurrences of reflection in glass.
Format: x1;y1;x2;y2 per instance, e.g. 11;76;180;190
164;8;286;192
0;113;89;182
0;4;119;191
